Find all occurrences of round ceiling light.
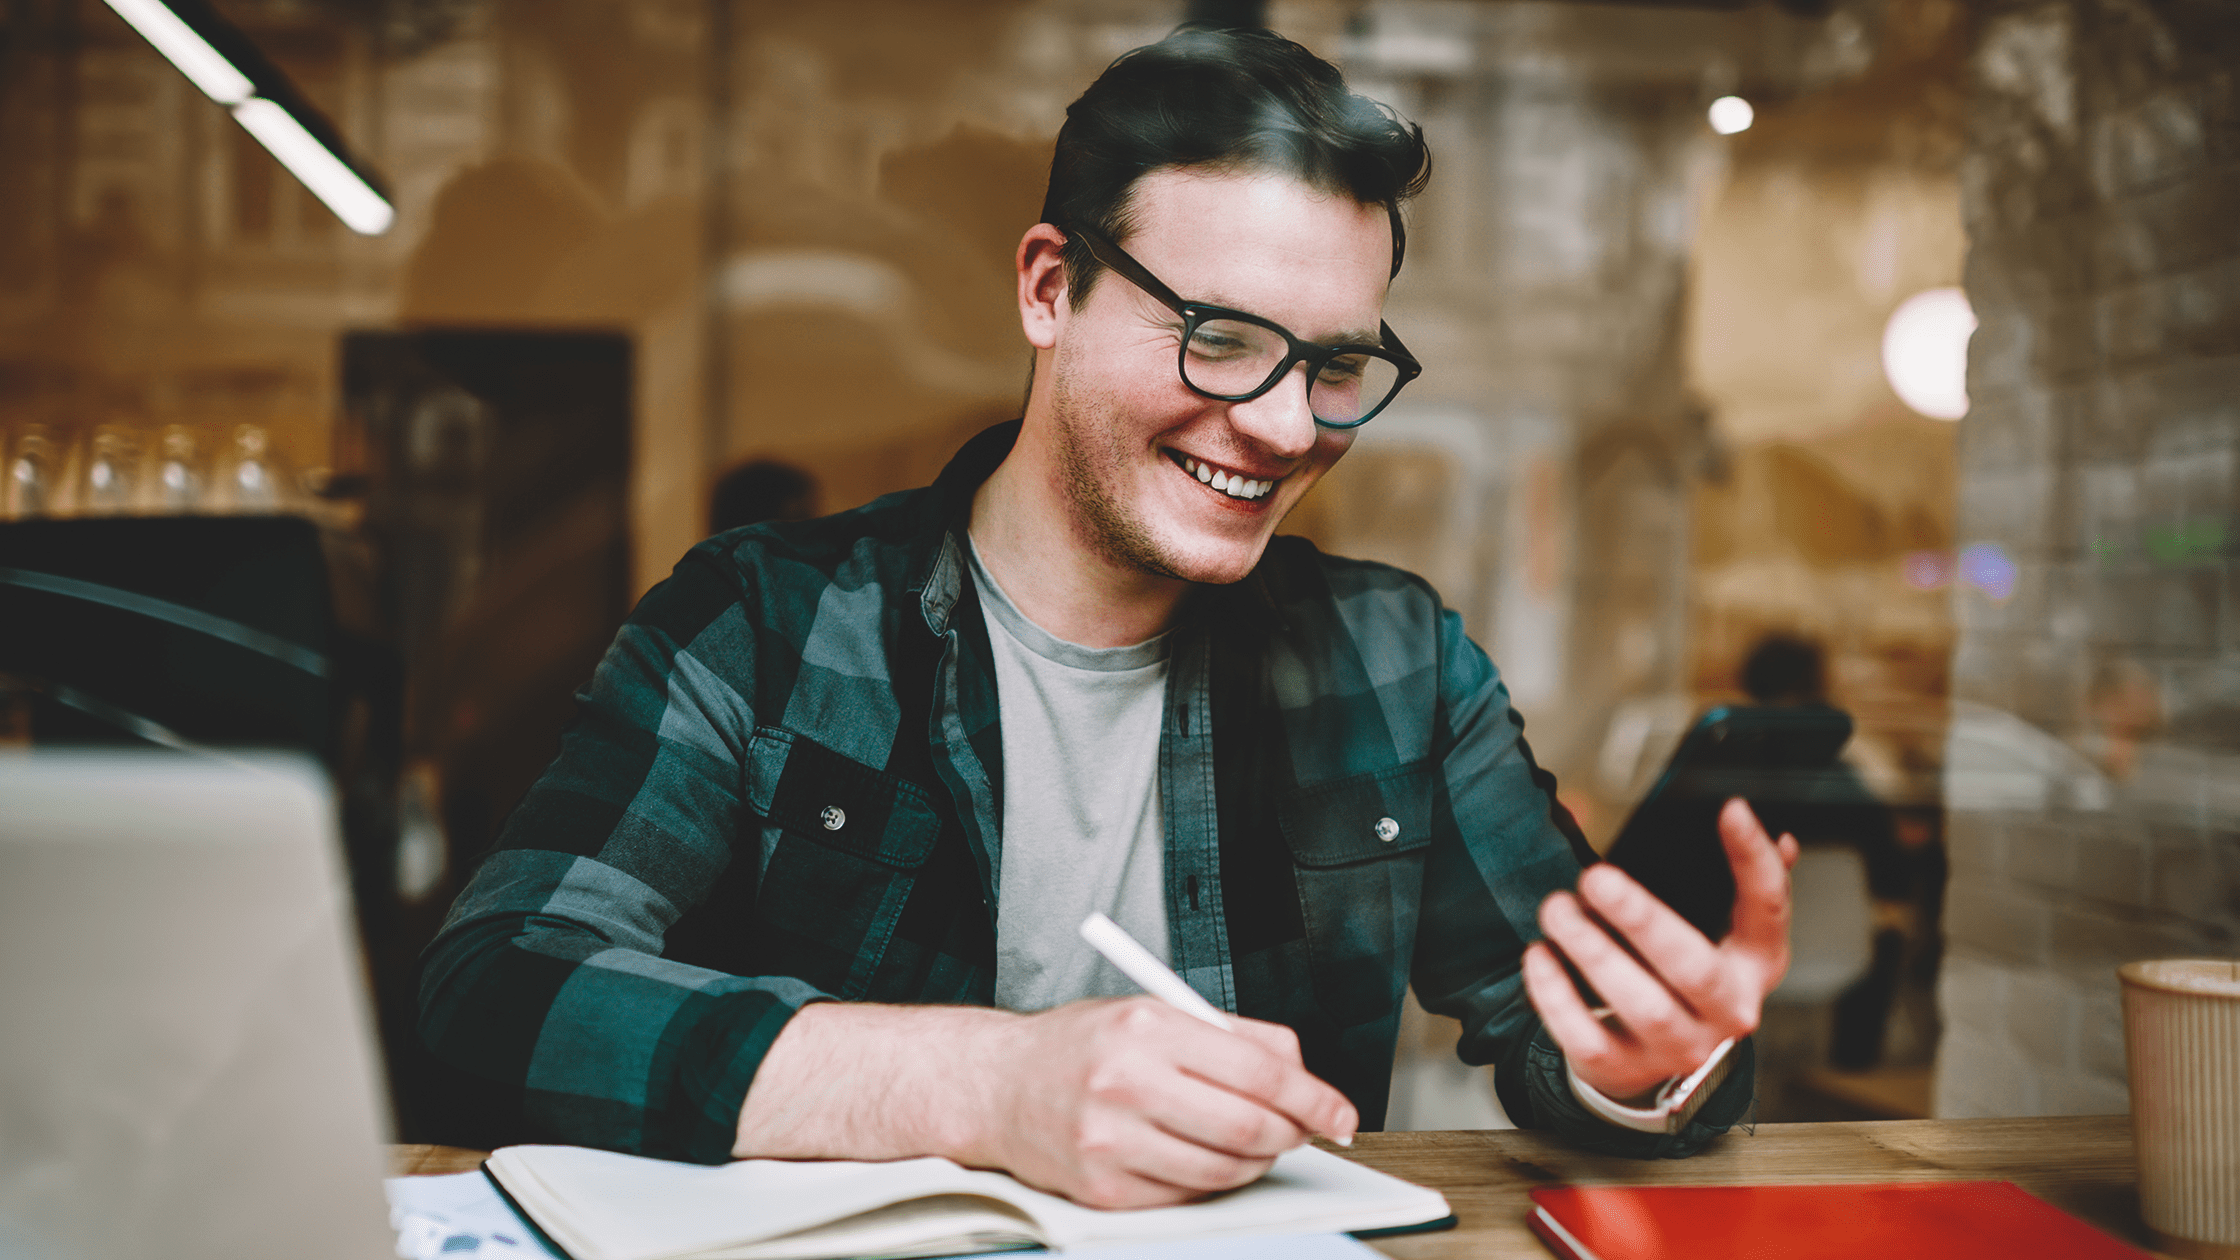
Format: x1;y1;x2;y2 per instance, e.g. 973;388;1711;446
1882;287;1976;420
1708;96;1754;135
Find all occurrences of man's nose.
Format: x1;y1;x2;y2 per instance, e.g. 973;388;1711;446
1226;362;1317;459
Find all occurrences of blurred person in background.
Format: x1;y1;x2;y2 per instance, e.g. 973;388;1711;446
421;27;1797;1206
1737;633;1912;1070
709;459;820;535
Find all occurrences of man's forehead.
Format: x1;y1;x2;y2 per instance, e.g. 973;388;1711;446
1115;167;1379;289
1121;166;1388;247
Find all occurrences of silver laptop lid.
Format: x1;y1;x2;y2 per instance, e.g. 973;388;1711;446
0;749;394;1260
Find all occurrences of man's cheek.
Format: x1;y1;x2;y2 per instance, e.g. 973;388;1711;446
1267;474;1323;530
1281;437;1353;511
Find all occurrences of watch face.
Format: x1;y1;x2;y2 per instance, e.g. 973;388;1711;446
1658;1038;1739;1132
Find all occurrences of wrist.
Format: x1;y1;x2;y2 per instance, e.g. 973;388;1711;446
734;1002;1026;1163
1569;1062;1668;1107
919;1005;1026;1168
1565;1038;1738;1135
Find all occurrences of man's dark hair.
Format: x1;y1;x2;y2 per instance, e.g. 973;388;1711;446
1040;26;1431;311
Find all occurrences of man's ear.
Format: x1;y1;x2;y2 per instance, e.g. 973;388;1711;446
1016;222;1069;351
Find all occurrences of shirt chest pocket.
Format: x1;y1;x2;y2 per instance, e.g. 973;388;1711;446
1276;761;1434;1025
745;727;942;997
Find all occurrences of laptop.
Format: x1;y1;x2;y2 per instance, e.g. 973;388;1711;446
0;749;394;1260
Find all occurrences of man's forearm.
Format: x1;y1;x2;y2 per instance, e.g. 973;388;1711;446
731;996;1355;1210
733;1001;1023;1165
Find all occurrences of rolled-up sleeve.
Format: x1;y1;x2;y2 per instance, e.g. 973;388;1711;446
419;546;830;1163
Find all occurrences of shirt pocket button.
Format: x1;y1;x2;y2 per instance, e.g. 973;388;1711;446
1374;816;1400;843
821;805;847;831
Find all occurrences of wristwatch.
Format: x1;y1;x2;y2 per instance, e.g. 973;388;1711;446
1565;1037;1738;1135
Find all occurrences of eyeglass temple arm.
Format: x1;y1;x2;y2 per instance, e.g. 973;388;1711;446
1065;224;1191;316
1377;322;1423;375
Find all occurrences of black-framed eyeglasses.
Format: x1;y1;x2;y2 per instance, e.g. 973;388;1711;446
1070;224;1422;429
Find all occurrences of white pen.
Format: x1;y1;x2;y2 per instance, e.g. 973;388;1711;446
1078;912;1354;1147
1079;912;1234;1030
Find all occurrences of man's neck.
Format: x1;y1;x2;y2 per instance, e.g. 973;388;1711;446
968;440;1187;651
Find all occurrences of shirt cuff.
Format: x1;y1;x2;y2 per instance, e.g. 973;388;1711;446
1565;1037;1739;1134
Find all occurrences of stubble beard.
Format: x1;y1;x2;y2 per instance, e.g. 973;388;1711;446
1047;351;1189;583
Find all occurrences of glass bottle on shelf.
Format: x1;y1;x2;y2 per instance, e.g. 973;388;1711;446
80;426;140;514
229;423;281;512
155;425;204;512
7;426;54;517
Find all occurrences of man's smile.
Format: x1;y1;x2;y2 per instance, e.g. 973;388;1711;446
1166;450;1280;502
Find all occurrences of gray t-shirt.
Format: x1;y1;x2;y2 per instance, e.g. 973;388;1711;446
967;537;1171;1013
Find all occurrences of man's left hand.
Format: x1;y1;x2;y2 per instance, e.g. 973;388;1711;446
1522;798;1800;1104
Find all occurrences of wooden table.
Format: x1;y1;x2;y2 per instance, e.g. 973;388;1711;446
393;1114;2173;1258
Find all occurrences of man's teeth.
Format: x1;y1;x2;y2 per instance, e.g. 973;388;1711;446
1182;457;1274;501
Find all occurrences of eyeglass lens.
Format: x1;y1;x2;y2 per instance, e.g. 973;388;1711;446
1182;318;1407;427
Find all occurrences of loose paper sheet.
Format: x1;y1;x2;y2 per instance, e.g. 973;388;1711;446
387;1172;559;1260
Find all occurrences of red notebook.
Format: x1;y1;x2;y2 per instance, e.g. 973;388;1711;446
1527;1182;2155;1260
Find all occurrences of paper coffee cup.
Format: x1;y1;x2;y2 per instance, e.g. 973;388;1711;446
2120;959;2240;1260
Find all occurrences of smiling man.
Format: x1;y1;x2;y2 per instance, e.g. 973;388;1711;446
421;27;1792;1208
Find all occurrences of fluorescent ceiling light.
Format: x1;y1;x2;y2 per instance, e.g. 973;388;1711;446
230;99;395;235
100;0;393;235
102;0;253;103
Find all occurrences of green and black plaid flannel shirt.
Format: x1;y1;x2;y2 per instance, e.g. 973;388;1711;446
420;421;1753;1165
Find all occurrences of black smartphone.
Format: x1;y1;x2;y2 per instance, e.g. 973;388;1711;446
1598;704;1856;943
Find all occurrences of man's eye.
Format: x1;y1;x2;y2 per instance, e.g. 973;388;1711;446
1318;355;1369;384
1187;327;1253;359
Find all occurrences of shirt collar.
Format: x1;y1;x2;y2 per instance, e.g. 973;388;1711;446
908;418;1286;639
912;420;1020;636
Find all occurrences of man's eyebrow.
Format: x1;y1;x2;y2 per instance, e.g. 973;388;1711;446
1193;294;1383;347
1294;324;1384;349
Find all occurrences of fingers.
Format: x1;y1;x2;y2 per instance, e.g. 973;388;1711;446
1071;1012;1310;1160
1521;940;1619;1062
1719;797;1793;965
1176;1014;1357;1144
1017;1001;1345;1208
1576;859;1763;1044
1133;1067;1311;1159
1537;861;1763;1099
1070;1124;1279;1208
1523;937;1670;1103
1573;863;1719;1014
1537;887;1692;1038
1524;804;1794;1109
1227;1014;1305;1064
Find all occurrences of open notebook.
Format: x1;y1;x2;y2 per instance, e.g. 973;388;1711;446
483;1143;1452;1260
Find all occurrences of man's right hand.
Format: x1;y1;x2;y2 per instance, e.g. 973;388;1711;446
976;997;1358;1207
732;997;1357;1209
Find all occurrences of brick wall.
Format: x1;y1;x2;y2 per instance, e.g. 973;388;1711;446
1937;0;2240;1117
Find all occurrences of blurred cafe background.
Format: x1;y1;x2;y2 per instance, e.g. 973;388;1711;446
1;0;2234;1139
